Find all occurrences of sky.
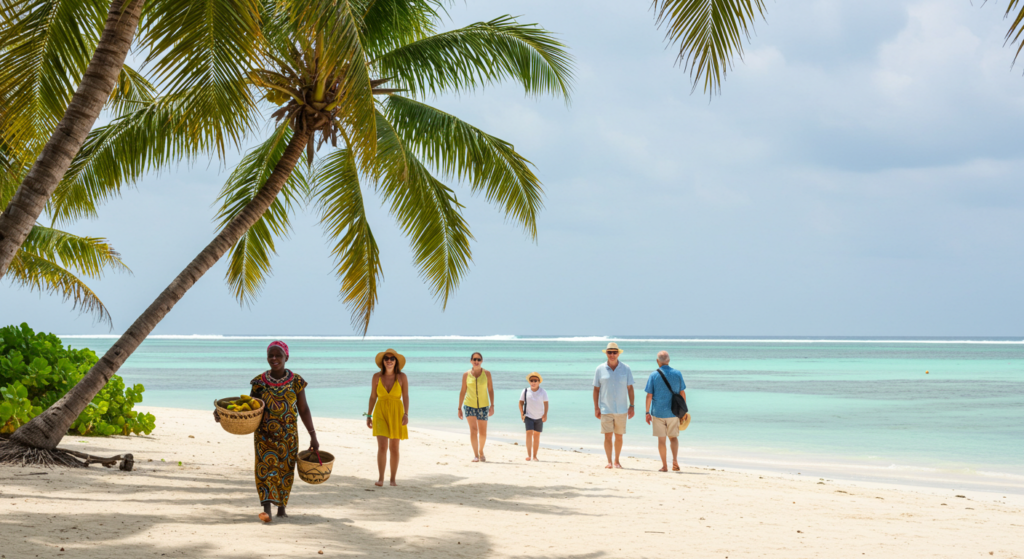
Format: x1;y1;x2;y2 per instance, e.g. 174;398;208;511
5;0;1024;337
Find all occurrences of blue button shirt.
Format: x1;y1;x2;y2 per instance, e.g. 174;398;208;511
593;362;635;414
644;365;686;419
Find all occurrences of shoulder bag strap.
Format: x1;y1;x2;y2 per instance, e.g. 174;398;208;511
657;368;675;393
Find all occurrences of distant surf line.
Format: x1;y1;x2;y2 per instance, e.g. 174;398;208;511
59;335;1024;344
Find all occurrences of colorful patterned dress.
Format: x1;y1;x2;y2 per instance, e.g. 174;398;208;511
250;370;307;506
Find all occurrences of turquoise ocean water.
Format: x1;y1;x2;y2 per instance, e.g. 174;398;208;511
64;335;1024;494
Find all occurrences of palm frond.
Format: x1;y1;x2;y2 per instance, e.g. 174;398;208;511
108;64;157;116
140;0;263;156
0;0;108;155
383;95;543;238
360;0;442;59
652;0;766;95
374;15;574;100
310;148;381;333
213;124;307;306
6;225;130;326
374;111;472;308
1003;0;1024;62
47;91;232;224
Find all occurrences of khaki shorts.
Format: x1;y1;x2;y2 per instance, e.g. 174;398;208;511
600;413;627;435
652;416;680;438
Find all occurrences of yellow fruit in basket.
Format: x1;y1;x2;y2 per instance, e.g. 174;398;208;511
239;403;252;412
227;404;237;411
240;395;252;402
250;400;261;410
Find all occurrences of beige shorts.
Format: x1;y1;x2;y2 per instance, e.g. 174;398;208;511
600;413;627;435
652;416;680;438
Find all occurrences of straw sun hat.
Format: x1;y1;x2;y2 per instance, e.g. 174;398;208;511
602;342;623;355
526;372;543;383
375;349;406;370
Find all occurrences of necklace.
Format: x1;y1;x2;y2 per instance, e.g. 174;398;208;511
263;369;293;387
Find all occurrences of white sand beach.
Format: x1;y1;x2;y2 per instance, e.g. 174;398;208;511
1;406;1022;558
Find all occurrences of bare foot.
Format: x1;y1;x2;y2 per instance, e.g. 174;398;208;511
480;454;486;462
532;457;540;462
658;466;668;472
472;456;480;463
605;463;613;469
672;462;680;471
258;512;271;523
614;462;623;469
374;480;384;487
389;480;398;487
525;456;531;461
276;507;288;518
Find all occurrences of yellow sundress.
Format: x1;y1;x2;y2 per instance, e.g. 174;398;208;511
372;377;408;440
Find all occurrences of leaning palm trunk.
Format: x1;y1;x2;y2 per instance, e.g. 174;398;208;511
9;129;310;450
0;0;145;278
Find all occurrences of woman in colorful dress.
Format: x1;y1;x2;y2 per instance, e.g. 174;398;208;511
216;340;318;523
457;352;494;462
366;348;409;487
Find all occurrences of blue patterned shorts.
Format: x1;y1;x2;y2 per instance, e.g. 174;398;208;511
463;405;489;421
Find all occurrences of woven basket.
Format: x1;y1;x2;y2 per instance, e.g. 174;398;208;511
297;450;335;484
214;398;265;435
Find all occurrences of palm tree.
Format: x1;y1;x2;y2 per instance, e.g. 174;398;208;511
0;0;261;277
9;0;573;451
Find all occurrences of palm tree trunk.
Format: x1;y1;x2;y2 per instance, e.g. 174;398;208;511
0;0;145;278
9;129;311;450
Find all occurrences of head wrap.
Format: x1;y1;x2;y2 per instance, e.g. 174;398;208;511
267;340;289;358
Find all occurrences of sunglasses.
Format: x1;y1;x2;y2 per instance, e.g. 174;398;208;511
606;351;619;355
471;358;482;362
529;379;540;383
383;356;397;362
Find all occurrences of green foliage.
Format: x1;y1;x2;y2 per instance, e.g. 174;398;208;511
0;323;155;436
5;225;130;326
651;0;767;95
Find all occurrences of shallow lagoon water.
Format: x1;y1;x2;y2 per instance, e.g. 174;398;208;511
64;335;1024;493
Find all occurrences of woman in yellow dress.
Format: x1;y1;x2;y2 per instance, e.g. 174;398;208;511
366;348;409;486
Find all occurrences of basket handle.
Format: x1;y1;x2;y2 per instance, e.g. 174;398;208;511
312;448;323;465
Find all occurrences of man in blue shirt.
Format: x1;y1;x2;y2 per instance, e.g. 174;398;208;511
593;342;635;469
644;350;687;472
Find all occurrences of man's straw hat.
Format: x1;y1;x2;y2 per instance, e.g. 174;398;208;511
375;349;406;370
679;413;691;431
526;372;543;383
602;342;623;355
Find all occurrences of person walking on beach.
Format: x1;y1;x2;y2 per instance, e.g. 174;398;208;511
215;340;319;523
458;352;494;462
645;351;688;472
593;342;635;469
366;348;409;487
519;372;549;461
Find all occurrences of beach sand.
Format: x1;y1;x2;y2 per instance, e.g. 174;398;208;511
1;406;1021;558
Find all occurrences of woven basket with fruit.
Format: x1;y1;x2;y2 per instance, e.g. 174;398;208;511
214;395;265;435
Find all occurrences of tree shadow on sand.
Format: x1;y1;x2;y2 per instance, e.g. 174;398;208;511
0;510;609;559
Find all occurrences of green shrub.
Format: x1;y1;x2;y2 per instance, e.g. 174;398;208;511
0;323;155;436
